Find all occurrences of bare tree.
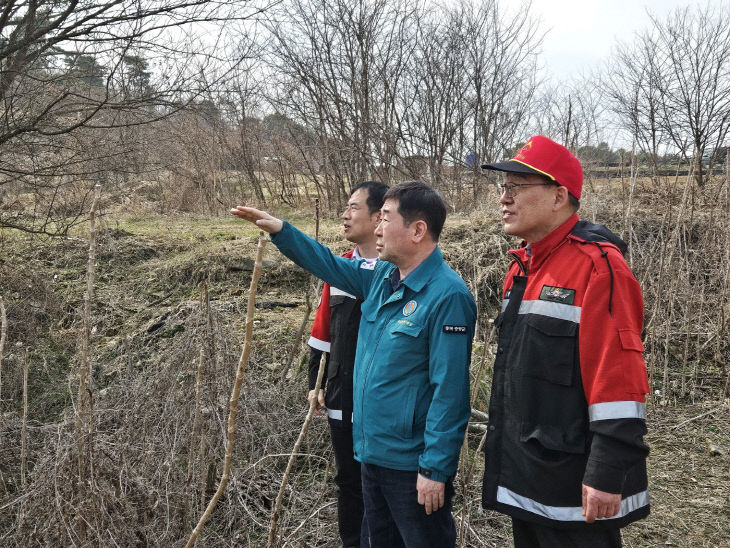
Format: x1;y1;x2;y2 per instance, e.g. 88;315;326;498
605;30;669;171
608;4;730;185
263;0;542;208
265;0;421;207
399;6;471;187
0;0;272;234
530;77;606;152
462;0;542;171
654;5;730;187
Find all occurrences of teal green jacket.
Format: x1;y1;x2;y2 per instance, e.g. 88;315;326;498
272;222;476;482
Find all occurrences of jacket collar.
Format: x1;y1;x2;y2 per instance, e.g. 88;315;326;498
381;246;444;292
511;213;579;273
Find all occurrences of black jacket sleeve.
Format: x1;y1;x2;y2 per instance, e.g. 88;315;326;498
307;347;328;391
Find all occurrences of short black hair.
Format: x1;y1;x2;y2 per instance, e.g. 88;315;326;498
351;181;389;214
568;194;580;211
383;181;447;241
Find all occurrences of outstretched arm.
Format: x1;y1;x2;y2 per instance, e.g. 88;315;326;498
230;206;283;234
231;205;374;299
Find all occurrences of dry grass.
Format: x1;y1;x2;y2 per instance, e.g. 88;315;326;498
0;173;728;546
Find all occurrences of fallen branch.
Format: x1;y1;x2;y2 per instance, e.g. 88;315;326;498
267;351;327;548
282;500;337;546
185;232;267;548
671;403;728;430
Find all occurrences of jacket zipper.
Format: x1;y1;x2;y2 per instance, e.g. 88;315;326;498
360;303;402;456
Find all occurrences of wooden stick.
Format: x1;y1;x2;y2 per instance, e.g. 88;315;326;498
267;351;327;548
186;283;210;526
185;231;267;548
76;183;101;485
458;325;494;547
0;295;6;411
19;350;28;528
21;350;28;488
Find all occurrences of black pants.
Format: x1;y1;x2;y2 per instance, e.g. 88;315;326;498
330;418;364;547
512;518;622;548
360;463;455;548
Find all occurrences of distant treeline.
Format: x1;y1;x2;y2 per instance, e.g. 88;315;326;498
2;1;730;234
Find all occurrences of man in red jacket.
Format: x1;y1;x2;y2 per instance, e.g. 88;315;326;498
480;136;650;547
307;181;388;547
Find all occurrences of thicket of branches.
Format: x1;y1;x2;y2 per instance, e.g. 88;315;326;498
0;0;269;234
3;1;730;222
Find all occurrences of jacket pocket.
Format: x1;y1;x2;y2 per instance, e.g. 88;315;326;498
618;328;644;352
619;328;650;394
521;314;577;386
360;297;378;322
520;421;586;454
390;320;424;338
400;385;418;439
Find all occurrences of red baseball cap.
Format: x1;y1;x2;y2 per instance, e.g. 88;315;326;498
482;136;583;199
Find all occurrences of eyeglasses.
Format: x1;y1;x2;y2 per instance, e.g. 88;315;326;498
493;181;557;198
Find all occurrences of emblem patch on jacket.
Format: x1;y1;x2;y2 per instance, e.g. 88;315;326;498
539;285;576;305
402;300;418;316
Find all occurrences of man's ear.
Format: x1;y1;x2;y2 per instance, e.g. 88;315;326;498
411;219;429;243
553;186;570;211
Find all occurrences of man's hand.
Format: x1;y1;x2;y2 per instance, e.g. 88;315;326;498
306;388;326;416
417;474;445;515
582;484;621;523
230;205;284;234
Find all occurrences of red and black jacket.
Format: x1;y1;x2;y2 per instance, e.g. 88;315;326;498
307;248;364;423
481;214;650;530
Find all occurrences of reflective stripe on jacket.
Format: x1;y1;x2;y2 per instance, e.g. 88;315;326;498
307;248;362;423
481;214;650;530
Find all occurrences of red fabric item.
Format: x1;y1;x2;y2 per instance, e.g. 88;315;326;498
505;214;649;407
309;248;356;351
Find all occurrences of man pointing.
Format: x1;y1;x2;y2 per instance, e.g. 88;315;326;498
232;181;476;547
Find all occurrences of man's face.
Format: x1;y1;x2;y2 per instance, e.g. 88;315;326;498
499;172;560;243
375;198;412;265
342;188;380;245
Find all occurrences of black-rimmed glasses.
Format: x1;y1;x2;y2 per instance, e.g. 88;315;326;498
493;181;557;198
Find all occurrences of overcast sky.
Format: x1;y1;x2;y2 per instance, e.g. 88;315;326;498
527;0;727;80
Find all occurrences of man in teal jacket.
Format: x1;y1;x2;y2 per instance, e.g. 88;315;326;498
232;181;476;547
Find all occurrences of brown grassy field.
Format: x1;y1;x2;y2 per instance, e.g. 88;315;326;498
0;175;728;546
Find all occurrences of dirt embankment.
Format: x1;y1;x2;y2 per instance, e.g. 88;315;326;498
0;196;728;546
